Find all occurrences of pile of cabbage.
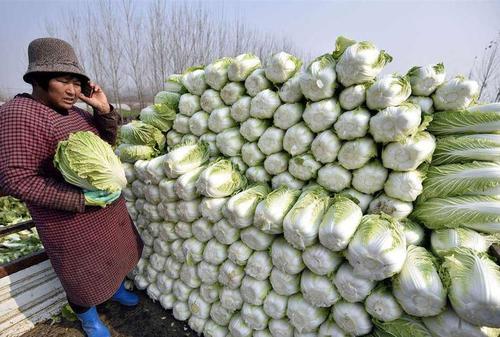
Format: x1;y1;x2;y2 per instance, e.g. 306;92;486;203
120;36;500;337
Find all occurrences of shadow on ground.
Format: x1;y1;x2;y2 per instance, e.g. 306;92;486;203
20;291;198;337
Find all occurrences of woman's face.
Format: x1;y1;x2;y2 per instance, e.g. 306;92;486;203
45;75;82;110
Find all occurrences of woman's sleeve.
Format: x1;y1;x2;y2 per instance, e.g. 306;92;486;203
0;107;86;213
93;105;120;145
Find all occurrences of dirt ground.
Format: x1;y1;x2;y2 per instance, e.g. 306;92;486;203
20;290;199;337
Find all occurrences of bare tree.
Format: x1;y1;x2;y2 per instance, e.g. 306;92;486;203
470;33;500;102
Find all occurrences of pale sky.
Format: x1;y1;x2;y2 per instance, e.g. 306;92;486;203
0;0;499;98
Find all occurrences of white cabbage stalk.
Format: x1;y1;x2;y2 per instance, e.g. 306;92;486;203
366;73;412;110
369;103;422;143
221;82;246;106
182;67;207;96
173;280;192;301
188;316;207;335
398;218;425;246
382;131;436;171
181;264;201;288
189;290;211;319
283;186;330;250
264;152;289;176
365;285;403;322
420;161;500;202
166;130;183;148
242;142;265;166
145;264;158;283
208;107;236;133
250;89;282;119
339;82;372;110
288;154;321;181
283;122;314;156
147;222;160;237
433;76;480;111
192;218;213;243
175;221;193;238
334;36;392;87
271;172;305;190
332;301;372;336
196;159;246;198
241;226;274;251
203;238;228;265
210;301;232;326
204;320;229;337
279;73;304;103
269;319;294;337
159;294;176;310
231;96;252;122
223;184;270;228
188;111;209;136
171;240;186;263
393;245;447;317
182;238;205;264
241;303;269;330
246;166;271;183
153;238;169;256
258;127;285;155
139;224;153;244
271;238;305;274
179;93;201;116
181;134;198;143
150;253;166;272
265;52;302;84
245;251;273;281
432;134;500;166
241;276;271;305
240;118;270;142
431;228;496;256
300;53;337;101
200;197;228;223
228;240;253;266
317;163;352;192
143;203;161;222
231;156;247;174
384;170;424;202
334;108;371;140
165;256;182;279
122;162;136;183
229;314;253;337
270;268;300;296
173;114;191;134
228;54;261;82
212;219;240;247
220;287;243;311
287;294;329;333
133;159;149;182
264;291;288;320
302;244;342;275
254;187;300;234
200;132;220;157
407;63;446;96
347;214;407;280
303;98;341;133
337;137;377;170
245;69;272;97
301;270;340;307
134;275;149;291
198;261;219;285
175;165;205;201
351;160;388;194
273;103;304;130
147;284;161;301
144;185;161;205
177;199;201;222
310;130;341;164
368;194;413;220
164;140;209;179
218;260;244;289
423;307;500;337
334;263;375;303
145;155;167;184
408;96;435;114
254;330;272;337
318;318;349;337
374;315;433;337
205;57;233;90
200;89;225;113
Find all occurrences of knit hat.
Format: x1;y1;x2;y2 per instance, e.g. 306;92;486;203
23;37;89;84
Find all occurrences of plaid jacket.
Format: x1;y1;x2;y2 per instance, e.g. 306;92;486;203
0;94;143;306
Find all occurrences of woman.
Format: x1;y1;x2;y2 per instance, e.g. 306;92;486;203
0;38;143;337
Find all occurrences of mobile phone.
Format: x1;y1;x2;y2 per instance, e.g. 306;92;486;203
82;82;94;98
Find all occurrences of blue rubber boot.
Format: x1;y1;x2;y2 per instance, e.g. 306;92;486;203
76;307;111;337
111;281;139;306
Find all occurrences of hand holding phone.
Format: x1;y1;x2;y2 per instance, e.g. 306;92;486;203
81;82;94;98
